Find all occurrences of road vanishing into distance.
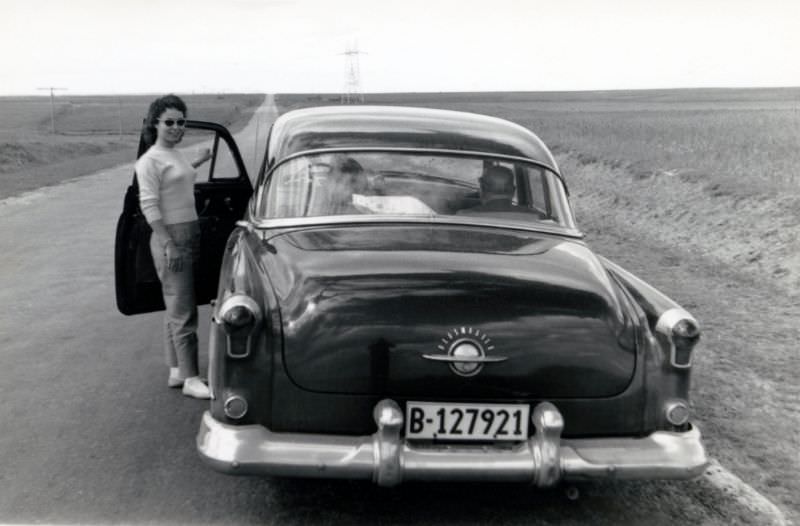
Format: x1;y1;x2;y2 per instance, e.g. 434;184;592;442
0;95;791;525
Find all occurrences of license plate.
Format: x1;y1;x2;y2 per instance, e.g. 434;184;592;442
405;402;529;441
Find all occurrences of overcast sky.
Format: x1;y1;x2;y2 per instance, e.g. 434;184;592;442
2;0;800;95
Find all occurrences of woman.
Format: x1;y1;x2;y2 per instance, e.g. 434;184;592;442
136;94;212;399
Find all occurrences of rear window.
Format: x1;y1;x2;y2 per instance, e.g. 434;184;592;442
255;152;575;229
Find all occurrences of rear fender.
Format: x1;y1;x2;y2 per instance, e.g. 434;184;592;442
599;257;682;328
599;256;699;432
209;225;278;426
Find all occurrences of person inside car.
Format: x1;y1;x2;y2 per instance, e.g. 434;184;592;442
326;157;370;214
457;164;533;216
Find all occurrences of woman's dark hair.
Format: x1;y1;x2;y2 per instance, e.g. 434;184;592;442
141;94;188;148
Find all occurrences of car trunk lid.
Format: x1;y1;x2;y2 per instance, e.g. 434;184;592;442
266;224;636;399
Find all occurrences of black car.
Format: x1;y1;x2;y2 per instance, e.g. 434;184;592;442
116;105;708;487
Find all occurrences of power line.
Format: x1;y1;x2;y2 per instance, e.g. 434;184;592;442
36;87;68;134
340;42;366;104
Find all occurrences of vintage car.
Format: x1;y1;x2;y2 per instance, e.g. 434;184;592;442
116;105;708;487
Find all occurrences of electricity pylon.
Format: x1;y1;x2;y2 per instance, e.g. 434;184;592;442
340;43;365;104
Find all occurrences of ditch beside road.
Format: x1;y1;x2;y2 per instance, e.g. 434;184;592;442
567;154;799;525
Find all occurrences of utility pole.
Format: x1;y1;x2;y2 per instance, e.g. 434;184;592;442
36;87;67;134
118;96;123;139
340;42;366;104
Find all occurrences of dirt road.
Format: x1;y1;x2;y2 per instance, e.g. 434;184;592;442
0;95;793;525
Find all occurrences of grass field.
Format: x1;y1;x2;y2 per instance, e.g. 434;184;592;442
1;88;797;291
278;88;800;193
0;93;263;197
277;89;800;294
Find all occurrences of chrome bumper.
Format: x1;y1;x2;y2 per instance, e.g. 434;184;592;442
197;400;708;487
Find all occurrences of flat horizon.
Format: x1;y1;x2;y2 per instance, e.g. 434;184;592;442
3;85;800;98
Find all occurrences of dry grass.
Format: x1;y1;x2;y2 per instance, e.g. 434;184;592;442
277;89;800;292
279;88;800;193
0;93;263;198
0;93;263;137
516;106;800;192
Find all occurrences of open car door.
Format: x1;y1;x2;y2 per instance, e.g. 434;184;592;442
115;120;253;315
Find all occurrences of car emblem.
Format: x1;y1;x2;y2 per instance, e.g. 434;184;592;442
422;327;508;377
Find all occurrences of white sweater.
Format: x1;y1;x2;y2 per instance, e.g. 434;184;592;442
136;144;198;225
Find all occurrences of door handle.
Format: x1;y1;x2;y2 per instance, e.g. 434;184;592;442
197;197;212;216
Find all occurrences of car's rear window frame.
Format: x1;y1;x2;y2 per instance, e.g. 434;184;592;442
250;147;581;237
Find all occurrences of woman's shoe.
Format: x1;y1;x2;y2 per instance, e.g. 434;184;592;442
182;376;211;399
167;367;184;388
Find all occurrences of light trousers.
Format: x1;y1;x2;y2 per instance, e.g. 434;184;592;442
149;221;201;378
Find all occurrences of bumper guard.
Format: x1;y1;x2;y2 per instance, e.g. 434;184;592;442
197;400;708;487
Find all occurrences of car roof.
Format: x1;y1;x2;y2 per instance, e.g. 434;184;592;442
266;105;560;173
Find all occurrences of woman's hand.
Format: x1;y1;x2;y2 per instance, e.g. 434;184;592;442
164;240;183;272
192;147;212;168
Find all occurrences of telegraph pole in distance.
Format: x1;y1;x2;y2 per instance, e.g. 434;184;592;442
118;96;123;139
340;42;366;104
36;87;67;134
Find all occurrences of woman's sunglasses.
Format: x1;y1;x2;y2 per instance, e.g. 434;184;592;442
157;119;186;127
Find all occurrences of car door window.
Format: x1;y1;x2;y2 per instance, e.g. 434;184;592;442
208;135;240;180
181;127;240;181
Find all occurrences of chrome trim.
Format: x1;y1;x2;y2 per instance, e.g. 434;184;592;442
250;214;584;239
531;402;564;487
560;426;707;480
269;147;560;178
430;333;502;377
421;354;508;363
217;294;263;359
235;220;255;234
372;399;404;486
655;308;700;369
196;402;708;486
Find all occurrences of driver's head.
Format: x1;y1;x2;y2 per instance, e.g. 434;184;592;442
338;157;368;193
326;157;366;207
479;165;515;199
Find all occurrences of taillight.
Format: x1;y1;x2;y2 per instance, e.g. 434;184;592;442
217;294;262;359
223;395;249;420
664;400;690;426
223;305;254;327
656;308;700;368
